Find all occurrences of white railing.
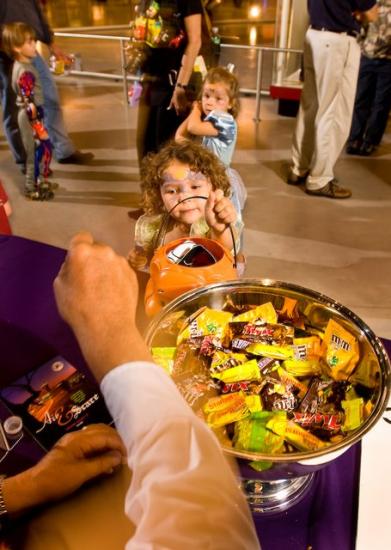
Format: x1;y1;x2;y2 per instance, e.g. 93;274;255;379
54;30;302;121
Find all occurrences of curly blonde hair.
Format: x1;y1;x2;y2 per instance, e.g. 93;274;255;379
140;140;230;215
203;67;240;118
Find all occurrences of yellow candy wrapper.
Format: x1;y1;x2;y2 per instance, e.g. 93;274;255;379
283;358;321;377
246;342;293;360
233;302;278;324
245;394;263;413
267;413;326;451
293;336;322;359
151;347;176;374
210;350;247;376
277;366;308;399
177;307;233;345
204;391;245;414
206;394;250;428
321;319;360;381
349;356;380;389
213;359;261;383
342;398;364;431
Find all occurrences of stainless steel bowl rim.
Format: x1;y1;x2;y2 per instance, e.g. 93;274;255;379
146;278;391;462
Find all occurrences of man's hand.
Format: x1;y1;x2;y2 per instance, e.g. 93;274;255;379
3;424;126;514
53;232;151;382
168;87;189;115
49;42;72;65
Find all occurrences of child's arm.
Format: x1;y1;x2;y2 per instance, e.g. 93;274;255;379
205;190;238;251
175;116;192;142
186;102;219;137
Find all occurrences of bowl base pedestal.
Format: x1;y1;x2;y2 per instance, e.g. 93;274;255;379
241;473;315;514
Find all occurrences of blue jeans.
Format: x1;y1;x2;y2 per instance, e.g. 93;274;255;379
349;55;391;146
32;54;75;160
0;52;26;165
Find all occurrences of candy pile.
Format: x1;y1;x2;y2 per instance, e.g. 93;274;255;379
152;298;379;461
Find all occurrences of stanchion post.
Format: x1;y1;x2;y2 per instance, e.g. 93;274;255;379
120;38;128;104
254;47;263;123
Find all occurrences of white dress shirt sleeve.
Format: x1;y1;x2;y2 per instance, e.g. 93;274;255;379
101;361;260;550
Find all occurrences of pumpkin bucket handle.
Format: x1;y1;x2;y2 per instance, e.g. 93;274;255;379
153;195;238;268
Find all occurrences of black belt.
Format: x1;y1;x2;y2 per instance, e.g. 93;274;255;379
310;25;358;38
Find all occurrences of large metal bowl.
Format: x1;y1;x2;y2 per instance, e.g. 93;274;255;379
145;279;391;482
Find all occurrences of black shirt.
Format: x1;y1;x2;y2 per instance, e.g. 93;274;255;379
146;0;203;78
1;0;53;44
308;0;376;33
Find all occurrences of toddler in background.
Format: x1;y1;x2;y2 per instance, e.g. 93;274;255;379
175;66;247;215
2;23;55;201
128;140;244;274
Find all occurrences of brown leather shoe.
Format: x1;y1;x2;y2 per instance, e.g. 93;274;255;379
306;180;352;199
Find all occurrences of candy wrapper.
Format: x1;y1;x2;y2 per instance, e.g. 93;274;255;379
212;359;261;383
204;391;250;428
267;412;327;452
234;414;284;453
177;307;232;345
232;302;278;324
151;347;176;374
321;319;360;381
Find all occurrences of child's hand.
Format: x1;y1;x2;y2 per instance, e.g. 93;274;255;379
205;189;237;234
127;248;148;271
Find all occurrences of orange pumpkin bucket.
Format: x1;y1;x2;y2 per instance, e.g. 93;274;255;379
144;196;239;317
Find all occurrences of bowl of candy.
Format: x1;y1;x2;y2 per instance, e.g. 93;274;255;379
145;280;391;512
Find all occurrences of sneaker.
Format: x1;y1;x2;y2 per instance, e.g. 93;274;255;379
287;168;308;185
25;188;54;201
57;151;94;164
359;143;377;156
346;140;362;155
306;180;352;199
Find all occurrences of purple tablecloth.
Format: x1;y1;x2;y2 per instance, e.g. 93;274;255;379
0;235;389;549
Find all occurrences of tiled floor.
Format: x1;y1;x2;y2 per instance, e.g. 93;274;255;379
1;0;390;340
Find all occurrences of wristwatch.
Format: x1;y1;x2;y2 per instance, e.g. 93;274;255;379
175;82;188;90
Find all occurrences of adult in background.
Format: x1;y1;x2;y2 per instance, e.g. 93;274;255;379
135;0;203;164
346;0;391;156
0;0;93;167
287;0;378;199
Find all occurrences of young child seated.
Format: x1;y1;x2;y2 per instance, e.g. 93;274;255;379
128;140;244;274
175;66;247;214
2;22;55;201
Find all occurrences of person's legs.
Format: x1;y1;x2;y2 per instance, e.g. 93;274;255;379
136;81;182;165
290;32;318;178
347;56;376;148
17;109;36;192
307;31;361;191
31;54;75;160
362;58;391;147
0;53;26;167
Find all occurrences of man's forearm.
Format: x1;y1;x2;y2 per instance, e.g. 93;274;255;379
101;363;260;549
